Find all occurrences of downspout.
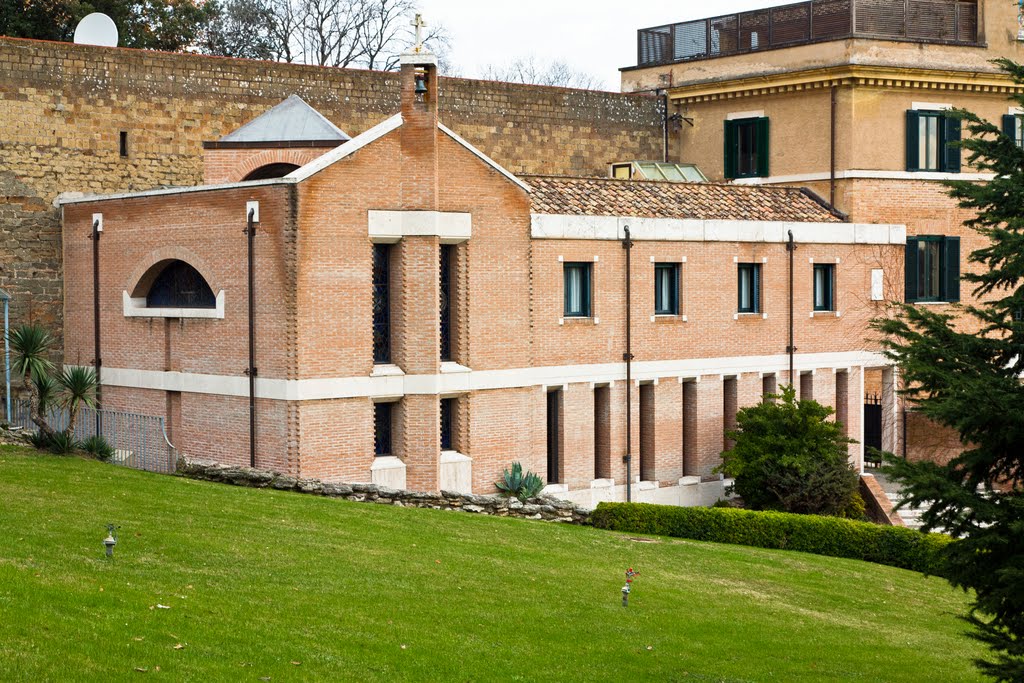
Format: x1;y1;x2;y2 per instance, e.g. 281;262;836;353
786;230;797;384
92;216;102;432
245;205;258;468
622;225;634;502
2;293;9;424
661;90;669;163
830;85;837;208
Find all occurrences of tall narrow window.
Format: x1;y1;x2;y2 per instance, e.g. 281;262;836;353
440;397;455;451
813;264;835;311
724;117;770;179
546;390;561;484
654;262;680;315
737;263;761;313
374;402;393;457
372;244;391;364
440;245;454;362
905;236;960;303
119;131;128;157
906;110;961;173
563;262;592;318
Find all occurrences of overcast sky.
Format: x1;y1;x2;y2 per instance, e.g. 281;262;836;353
421;0;782;89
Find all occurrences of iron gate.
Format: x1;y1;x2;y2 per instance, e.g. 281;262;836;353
863;393;882;455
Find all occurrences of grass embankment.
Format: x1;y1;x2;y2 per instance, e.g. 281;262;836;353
0;448;984;682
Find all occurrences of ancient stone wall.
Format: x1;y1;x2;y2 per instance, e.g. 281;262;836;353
0;36;664;351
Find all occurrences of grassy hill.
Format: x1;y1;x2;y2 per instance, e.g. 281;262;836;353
0;447;984;681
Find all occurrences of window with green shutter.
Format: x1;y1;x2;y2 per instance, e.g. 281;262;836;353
563;262;592;317
724;117;769;179
906;110;961;173
654;263;680;315
738;263;761;313
905;235;960;303
813;264;835;311
1002;114;1024;148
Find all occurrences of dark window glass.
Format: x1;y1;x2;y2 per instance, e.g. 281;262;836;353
440;245;453;362
374;402;393;456
906;110;960;173
563;262;592;317
373;244;391;364
917;239;942;301
440;397;455;451
146;261;216;308
654;263;680;315
725;117;769;179
737;263;761;313
813;264;835;311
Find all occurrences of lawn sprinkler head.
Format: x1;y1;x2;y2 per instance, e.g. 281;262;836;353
622;583;630;607
103;523;118;558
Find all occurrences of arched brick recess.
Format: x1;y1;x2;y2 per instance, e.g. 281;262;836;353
204;147;337;185
125;246;221;297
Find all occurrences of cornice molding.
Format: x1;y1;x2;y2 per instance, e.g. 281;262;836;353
668;65;1024;103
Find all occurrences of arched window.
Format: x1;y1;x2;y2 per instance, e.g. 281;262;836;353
145;261;216;309
243;163;300;181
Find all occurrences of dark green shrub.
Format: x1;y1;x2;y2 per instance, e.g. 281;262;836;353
590;502;952;575
28;430;50;450
81;435;115;462
47;432;80;455
717;385;862;517
495;462;544;502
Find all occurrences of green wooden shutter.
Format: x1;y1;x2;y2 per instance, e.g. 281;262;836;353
942;236;961;302
756;117;770;177
753;264;761;312
724;120;737;179
905;238;919;302
943;116;961;173
906;110;920;171
1003;114;1017;139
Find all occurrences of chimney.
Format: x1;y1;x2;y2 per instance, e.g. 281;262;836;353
399;50;439;210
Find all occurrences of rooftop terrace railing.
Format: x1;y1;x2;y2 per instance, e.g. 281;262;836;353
636;0;979;67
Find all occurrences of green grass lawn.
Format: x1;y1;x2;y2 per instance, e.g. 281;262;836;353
0;447;984;682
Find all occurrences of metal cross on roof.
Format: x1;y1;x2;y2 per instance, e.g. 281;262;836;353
412;13;427;52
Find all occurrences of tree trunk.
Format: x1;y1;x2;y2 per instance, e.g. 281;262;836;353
26;378;55;440
65;403;80;438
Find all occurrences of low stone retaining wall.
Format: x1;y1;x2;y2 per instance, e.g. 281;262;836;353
178;459;593;524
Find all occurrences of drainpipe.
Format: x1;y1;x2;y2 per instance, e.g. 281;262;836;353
830;85;837;208
245;204;258;468
622;225;634;502
0;290;9;424
661;90;669;163
786;230;797;384
92;216;103;433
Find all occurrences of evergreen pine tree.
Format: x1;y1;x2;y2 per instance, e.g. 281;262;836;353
873;58;1024;682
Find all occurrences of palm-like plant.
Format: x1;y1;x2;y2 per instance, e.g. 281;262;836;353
58;366;98;436
9;324;56;439
495;461;545;502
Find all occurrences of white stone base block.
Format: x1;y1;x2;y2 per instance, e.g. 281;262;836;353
439;451;472;494
556;477;736;509
371;456;406;490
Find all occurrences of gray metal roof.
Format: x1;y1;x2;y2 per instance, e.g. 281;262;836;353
220;95;350;144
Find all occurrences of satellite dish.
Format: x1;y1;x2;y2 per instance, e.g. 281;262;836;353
73;13;118;47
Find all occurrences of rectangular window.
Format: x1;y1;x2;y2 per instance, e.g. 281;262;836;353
737;263;761;313
905;236;960;303
813;263;835;311
374;401;394;457
440;397;455;451
119;131;128;157
906;110;961;173
1002;114;1024;148
654;263;680;315
440;245;454;362
546;390;561;484
563;262;592;317
724;117;769;179
372;244;391;364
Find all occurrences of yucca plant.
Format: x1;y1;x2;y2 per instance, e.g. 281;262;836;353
10;324;56;439
81;434;115;462
47;431;80;455
495;461;545;502
58;366;98;436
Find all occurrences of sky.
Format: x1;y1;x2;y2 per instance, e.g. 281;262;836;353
421;0;781;90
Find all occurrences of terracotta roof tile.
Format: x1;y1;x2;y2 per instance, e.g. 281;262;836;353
524;176;842;223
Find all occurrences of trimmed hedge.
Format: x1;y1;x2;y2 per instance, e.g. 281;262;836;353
590;502;953;575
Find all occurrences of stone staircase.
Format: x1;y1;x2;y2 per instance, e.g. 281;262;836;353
871;470;928;530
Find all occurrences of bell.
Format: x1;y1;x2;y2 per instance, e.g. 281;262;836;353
414;73;428;95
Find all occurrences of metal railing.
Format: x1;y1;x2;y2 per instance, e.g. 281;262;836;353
636;0;979;67
11;399;178;474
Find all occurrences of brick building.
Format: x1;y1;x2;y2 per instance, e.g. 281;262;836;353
61;51;904;503
622;0;1024;464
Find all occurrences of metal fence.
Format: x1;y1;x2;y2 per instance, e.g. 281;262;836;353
11;399;178;473
637;0;978;66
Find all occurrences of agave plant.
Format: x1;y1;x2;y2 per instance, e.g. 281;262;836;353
9;324;56;439
495;461;545;502
58;366;98;436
